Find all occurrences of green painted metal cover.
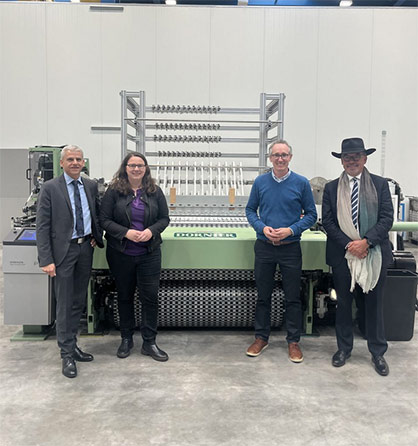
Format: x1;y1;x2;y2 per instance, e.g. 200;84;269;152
93;229;328;272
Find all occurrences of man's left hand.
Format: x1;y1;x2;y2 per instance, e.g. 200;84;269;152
347;239;369;259
90;238;97;248
273;227;293;241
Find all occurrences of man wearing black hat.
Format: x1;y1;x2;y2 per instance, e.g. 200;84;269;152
322;137;393;376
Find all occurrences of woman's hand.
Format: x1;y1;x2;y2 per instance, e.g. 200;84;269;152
137;228;152;242
125;229;142;242
125;228;153;243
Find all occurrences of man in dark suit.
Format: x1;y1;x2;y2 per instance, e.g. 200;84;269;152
36;145;103;378
322;138;393;376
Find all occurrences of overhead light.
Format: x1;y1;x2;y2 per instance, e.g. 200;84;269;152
165;0;177;5
340;0;353;6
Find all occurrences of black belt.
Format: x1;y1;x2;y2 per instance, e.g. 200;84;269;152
262;239;297;246
70;234;92;244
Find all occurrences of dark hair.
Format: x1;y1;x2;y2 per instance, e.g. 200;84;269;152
109;152;157;195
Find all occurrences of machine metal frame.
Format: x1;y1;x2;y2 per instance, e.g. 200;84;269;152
106;90;325;335
3;95;417;339
120;90;284;165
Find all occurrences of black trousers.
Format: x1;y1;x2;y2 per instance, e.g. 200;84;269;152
332;260;388;357
106;246;161;342
253;240;303;343
54;241;93;358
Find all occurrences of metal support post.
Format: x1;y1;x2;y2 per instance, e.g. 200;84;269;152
86;278;98;334
304;277;315;336
278;93;285;140
259;93;267;173
120;90;128;160
138;90;146;154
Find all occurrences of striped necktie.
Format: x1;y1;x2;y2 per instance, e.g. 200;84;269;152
72;180;85;237
351;177;359;230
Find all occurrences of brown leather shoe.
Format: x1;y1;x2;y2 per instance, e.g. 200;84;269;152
246;338;268;357
288;342;303;363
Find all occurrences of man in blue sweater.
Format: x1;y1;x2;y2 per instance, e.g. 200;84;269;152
246;140;317;362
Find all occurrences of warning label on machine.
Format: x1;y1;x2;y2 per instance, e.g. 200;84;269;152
173;232;237;238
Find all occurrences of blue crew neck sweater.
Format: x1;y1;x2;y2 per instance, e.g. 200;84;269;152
245;171;317;242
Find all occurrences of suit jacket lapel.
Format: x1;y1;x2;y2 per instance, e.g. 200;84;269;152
82;178;94;215
58;174;73;215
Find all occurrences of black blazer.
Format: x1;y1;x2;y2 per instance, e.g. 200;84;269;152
99;186;169;253
322;173;393;268
36;174;104;268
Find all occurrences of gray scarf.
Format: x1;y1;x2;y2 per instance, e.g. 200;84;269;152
337;167;382;293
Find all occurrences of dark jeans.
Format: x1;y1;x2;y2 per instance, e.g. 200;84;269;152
332;260;388;357
254;239;302;343
107;246;161;343
54;241;93;358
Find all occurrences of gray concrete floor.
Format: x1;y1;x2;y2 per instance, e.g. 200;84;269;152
1;245;417;446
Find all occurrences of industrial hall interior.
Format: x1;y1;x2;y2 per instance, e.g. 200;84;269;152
0;1;417;446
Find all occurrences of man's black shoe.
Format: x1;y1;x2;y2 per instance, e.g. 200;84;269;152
372;355;389;376
332;350;351;367
141;342;169;362
73;346;94;362
62;357;77;378
117;338;134;358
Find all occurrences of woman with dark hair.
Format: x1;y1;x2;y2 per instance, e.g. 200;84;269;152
100;152;169;361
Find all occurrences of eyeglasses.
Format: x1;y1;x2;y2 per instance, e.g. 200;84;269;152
270;153;291;159
65;157;83;163
127;163;146;169
342;154;363;162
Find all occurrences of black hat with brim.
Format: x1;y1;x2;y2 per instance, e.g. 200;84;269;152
332;137;376;158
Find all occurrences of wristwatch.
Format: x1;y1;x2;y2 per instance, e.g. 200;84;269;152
365;237;374;248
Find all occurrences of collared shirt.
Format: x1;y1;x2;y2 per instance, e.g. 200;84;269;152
347;172;362;194
272;171;294;234
271;167;293;234
345;172;363;249
64;172;92;239
271;169;291;183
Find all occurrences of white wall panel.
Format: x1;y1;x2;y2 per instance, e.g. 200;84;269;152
45;4;102;177
0;4;417;196
0;149;28;239
0;3;48;147
369;9;418;196
264;8;320;179
316;9;374;182
155;7;211;104
207;8;265;165
100;5;157;179
149;7;212;170
210;7;264;107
